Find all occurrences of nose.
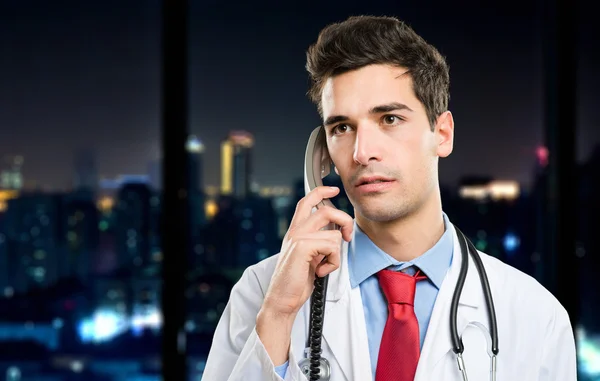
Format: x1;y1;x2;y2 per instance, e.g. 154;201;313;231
353;125;383;165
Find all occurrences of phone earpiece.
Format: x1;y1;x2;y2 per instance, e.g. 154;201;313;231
303;125;336;381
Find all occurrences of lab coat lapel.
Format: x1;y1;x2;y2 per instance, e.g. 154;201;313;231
321;239;373;381
415;225;483;380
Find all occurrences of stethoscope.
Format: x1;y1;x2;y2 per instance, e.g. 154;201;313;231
298;224;499;381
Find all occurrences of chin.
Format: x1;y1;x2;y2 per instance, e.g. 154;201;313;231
354;202;412;223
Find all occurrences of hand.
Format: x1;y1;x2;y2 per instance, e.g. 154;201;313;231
262;186;354;318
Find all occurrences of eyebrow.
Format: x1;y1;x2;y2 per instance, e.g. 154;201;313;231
323;102;414;126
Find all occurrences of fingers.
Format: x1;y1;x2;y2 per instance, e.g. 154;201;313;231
316;261;339;278
309;239;341;278
294;230;342;272
283;185;352;279
289;186;340;229
287;235;342;277
302;206;354;242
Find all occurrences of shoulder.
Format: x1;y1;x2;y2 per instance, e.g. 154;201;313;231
476;252;576;373
478;251;571;329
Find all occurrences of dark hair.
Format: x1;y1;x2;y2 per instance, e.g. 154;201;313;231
306;15;450;129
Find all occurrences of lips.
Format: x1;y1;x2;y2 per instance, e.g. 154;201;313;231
356;176;395;186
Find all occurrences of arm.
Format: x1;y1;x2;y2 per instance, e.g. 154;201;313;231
538;304;578;381
201;265;306;381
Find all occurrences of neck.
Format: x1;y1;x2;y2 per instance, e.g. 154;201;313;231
355;190;445;263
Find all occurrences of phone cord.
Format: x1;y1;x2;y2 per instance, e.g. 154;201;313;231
309;274;328;381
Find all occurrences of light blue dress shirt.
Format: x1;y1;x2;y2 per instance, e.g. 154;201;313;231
275;213;454;379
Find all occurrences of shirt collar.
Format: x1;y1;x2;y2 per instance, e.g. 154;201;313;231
348;212;454;290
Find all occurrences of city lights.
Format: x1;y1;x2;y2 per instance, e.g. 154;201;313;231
503;232;521;253
577;327;600;378
78;310;129;344
459;180;520;201
78;307;163;344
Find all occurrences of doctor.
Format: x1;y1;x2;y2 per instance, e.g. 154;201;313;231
201;15;577;381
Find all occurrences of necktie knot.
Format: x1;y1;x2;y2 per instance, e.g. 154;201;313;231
376;268;426;306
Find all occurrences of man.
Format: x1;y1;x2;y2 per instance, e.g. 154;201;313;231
201;15;577;381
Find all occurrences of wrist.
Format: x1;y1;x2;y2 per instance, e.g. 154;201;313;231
260;297;299;321
257;304;296;329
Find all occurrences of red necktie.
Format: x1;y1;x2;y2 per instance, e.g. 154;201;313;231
375;268;426;381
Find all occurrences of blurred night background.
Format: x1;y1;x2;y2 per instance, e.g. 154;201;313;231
0;0;598;380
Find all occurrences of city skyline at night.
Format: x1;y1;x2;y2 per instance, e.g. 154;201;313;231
1;0;599;192
0;1;599;378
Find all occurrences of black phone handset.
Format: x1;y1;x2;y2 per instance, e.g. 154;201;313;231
297;126;339;381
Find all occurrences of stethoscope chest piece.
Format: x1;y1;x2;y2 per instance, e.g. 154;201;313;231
298;356;331;381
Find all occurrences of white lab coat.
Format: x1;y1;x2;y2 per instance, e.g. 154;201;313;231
201;223;577;380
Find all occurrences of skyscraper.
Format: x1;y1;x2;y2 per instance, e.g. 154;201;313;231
0;155;24;190
187;135;205;193
114;182;153;271
220;131;254;199
187;135;206;236
147;159;162;191
73;149;98;193
2;193;63;293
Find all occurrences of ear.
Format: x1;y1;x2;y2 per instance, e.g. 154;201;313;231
435;110;454;158
333;162;339;176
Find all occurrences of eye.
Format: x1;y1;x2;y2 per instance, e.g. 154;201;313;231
382;115;403;125
332;124;350;135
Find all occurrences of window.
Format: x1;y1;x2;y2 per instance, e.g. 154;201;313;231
0;1;596;380
0;1;162;379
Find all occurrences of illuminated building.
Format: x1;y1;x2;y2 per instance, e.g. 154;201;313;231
114;183;154;270
1;155;24;190
200;196;280;269
459;179;520;201
2;194;63;293
187;134;206;230
220;130;254;198
62;193;98;281
187;135;205;189
0;189;19;212
258;186;292;197
205;199;218;220
97;196;115;213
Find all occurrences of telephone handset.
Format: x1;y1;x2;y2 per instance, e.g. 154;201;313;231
298;126;338;381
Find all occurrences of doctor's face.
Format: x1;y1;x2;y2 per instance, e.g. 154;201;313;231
321;64;454;223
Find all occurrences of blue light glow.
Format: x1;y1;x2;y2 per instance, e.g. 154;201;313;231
577;327;600;377
77;306;163;343
503;232;520;253
77;309;128;343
